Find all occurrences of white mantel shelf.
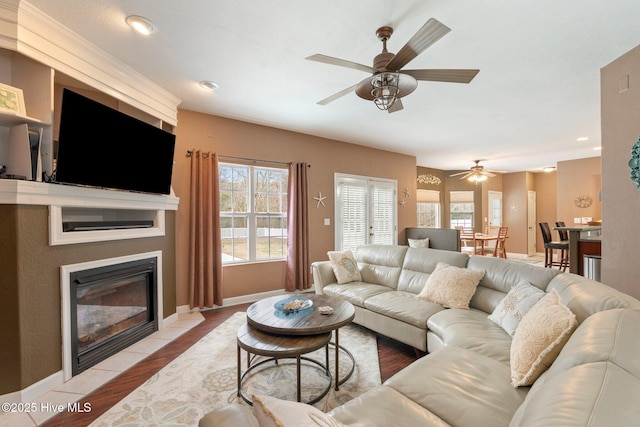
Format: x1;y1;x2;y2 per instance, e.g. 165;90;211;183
0;179;179;210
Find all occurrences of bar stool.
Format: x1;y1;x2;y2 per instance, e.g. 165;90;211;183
539;222;569;271
555;221;569;241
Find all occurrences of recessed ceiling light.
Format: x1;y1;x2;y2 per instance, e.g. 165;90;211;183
576;137;589;142
199;81;219;91
126;15;157;36
542;166;556;172
593;146;602;151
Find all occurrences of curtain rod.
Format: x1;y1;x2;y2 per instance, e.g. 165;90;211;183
185;150;310;167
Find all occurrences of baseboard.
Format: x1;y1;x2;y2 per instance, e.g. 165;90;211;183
0;370;64;404
199;288;313;311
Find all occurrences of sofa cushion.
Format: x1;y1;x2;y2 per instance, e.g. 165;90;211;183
427;308;513;363
488;281;545;336
397;247;469;294
253;394;347;427
538;308;640;382
509;361;640;427
385;347;528;427
323;282;392;308
329;386;450;427
510;290;577;387
355;245;408;289
510;308;640;426
466;256;560;314
417;262;484;309
407;237;429;248
363;290;444;329
327;250;362;284
547;273;640;323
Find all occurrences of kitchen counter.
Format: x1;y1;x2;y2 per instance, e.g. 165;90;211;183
554;225;601;275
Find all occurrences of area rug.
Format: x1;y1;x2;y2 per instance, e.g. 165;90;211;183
90;312;380;426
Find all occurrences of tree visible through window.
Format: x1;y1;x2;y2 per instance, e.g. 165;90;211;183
219;163;288;263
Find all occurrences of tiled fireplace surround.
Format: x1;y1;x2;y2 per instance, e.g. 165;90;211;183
0;180;199;425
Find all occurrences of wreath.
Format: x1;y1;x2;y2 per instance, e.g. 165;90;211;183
630;136;640;190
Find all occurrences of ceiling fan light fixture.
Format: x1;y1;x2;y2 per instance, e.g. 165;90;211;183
468;173;487;182
371;72;399;110
126;15;157;36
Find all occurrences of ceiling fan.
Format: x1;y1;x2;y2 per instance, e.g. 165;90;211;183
306;18;479;113
450;160;496;182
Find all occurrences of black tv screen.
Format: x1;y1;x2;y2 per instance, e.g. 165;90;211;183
55;89;176;195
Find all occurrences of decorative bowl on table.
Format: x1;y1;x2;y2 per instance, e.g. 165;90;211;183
274;297;313;313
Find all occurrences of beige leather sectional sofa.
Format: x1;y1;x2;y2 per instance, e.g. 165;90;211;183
200;244;640;427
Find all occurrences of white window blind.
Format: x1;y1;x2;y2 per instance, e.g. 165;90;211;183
335;174;397;252
370;182;395;244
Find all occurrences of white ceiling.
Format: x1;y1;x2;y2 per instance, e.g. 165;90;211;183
28;0;640;173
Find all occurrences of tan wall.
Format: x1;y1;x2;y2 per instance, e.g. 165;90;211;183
601;43;640;299
0;205;176;394
535;171;558;249
557;157;602;225
173;109;417;305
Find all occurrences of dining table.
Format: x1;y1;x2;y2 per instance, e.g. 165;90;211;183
460;233;499;255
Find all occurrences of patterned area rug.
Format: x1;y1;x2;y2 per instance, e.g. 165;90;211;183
90;312;380;426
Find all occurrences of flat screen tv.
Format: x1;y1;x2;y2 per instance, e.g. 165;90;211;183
55;89;176;195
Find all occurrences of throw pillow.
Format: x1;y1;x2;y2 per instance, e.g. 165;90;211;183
327;250;361;284
416;262;485;309
488;281;546;336
253;394;347;427
408;237;430;248
510;289;577;387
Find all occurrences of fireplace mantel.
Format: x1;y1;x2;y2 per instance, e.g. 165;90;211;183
0;179;180;245
0;179;179;210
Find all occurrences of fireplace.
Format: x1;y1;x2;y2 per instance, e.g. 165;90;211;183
61;252;163;380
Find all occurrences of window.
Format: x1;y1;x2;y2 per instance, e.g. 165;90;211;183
417;190;441;228
335;174;397;252
450;191;474;229
219;163;288;263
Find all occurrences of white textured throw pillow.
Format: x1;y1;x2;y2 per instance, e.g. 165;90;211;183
417;262;485;309
327;250;362;284
253;394;347;427
488;281;546;336
510;289;577;387
408;237;430;248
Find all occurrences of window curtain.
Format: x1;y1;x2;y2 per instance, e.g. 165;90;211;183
285;162;310;291
188;150;223;308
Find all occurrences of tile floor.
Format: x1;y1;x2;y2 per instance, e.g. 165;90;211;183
0;311;204;426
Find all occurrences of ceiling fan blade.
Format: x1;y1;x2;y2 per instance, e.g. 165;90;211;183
388;98;403;113
449;171;470;177
403;69;479;83
482;171;497;177
306;54;375;74
316;84;359;105
384;18;451;71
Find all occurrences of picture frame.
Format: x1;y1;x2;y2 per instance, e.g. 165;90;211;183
0;82;26;115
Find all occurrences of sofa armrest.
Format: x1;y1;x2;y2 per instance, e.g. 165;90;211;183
311;261;337;294
199;404;259;427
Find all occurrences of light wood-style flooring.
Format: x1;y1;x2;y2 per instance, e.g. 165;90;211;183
42;303;417;426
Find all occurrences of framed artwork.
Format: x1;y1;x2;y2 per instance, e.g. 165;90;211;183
0;82;26;115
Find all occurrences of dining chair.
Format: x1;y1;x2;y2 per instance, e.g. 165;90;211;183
492;226;508;258
459;227;482;254
539;222;569;271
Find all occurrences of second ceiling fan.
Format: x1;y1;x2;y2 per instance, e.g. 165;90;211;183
450;160;497;182
306;18;479;113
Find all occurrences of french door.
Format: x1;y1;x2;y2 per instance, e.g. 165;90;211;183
335;173;397;251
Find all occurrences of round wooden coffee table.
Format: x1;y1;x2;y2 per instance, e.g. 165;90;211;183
236;323;332;404
239;294;355;402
